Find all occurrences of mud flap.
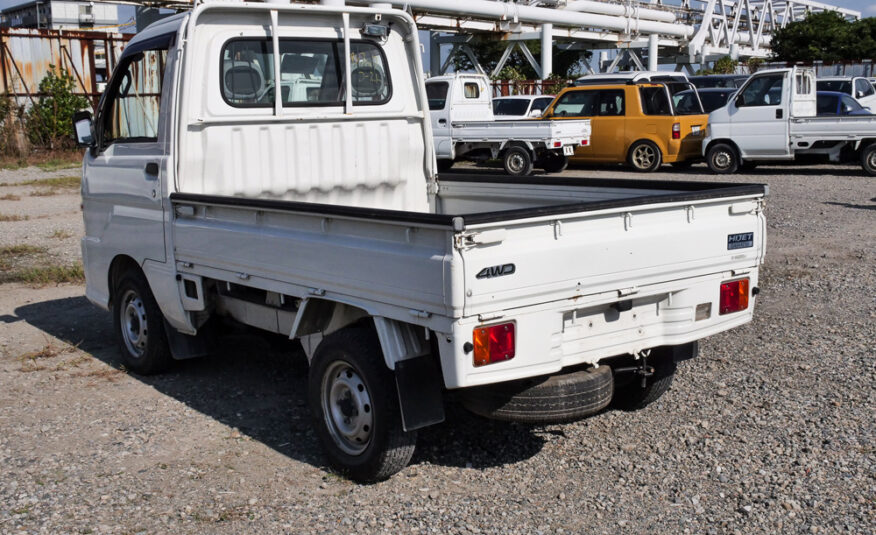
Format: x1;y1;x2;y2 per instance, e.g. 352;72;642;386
164;319;211;360
668;341;698;362
395;355;445;431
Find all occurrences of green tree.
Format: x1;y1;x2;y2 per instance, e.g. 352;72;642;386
26;66;90;149
770;11;876;62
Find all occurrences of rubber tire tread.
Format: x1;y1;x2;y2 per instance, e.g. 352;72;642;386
611;356;677;411
459;365;613;424
627;140;663;172
503;146;534;176
861;143;876;176
308;327;416;482
112;270;172;375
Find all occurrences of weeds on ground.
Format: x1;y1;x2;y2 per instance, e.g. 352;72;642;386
50;229;73;239
2;263;85;285
0;244;47;256
36;158;80;172
0;150;81;171
0;213;28;221
0;193;20;201
2;175;80;188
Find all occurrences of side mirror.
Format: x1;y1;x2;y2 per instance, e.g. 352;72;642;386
72;110;94;148
528;109;543;118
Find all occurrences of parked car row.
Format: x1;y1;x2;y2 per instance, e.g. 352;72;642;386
451;70;875;174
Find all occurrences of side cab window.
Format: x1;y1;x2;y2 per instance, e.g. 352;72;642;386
738;74;784;107
97;44;169;148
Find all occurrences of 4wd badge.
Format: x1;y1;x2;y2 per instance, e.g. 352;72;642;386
476;263;516;279
727;232;754;250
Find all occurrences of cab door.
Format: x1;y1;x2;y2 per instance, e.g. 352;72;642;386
728;72;791;158
591;89;626;160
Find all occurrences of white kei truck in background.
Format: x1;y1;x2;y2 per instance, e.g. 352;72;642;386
425;74;591;175
74;0;766;482
703;67;876;175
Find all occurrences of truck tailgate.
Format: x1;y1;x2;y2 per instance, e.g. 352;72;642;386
457;193;765;317
451;119;591;142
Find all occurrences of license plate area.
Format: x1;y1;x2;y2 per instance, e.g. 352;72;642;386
562;145;574;156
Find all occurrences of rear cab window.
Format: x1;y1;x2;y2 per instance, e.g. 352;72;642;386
426;81;449;110
221;38;391;108
463;82;480;99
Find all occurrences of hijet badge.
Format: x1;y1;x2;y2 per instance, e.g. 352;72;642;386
727;232;754;250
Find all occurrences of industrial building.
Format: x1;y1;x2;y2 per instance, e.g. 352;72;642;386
0;0;119;30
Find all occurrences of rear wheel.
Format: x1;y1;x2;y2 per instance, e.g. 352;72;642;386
503;146;533;176
308;327;416;482
628;140;662;172
706;142;739;174
861;143;876;176
540;151;569;173
112;270;172;375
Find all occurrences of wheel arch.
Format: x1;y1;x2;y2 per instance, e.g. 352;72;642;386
107;255;142;308
705;138;741;158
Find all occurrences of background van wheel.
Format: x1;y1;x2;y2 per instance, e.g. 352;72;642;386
861;143;876;176
611;349;677;411
308;327;416;482
628;140;662;172
112;270;172;375
436;159;454;172
539;151;569;173
503;146;534;176
459;365;613;424
707;143;739;174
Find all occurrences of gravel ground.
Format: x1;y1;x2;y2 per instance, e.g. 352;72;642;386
0;162;874;534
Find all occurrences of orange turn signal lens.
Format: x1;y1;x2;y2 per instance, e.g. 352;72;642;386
473;322;515;367
719;278;750;315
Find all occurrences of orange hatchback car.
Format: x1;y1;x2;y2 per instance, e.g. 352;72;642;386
542;82;708;171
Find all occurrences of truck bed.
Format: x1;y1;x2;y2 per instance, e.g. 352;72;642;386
170;175;765;322
790;115;876;138
449;119;590;143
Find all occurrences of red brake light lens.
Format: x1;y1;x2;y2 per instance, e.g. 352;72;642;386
553;141;562;148
719;278;750;315
581;139;589;145
473;322;515;367
672;122;681;139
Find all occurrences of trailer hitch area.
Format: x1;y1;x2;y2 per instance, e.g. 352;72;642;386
612;350;654;387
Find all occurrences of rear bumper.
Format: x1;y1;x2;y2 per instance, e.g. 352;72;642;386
438;269;758;389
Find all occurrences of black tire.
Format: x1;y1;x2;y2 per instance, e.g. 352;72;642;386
540;151;569;173
861;143;876;176
670;160;694;170
611;350;677;411
706;142;739;174
308;327;416;482
459;365;613;424
503;146;534;176
112;269;172;375
627;140;662;172
437;159;454;172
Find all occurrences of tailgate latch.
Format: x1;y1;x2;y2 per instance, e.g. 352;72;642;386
454;228;507;249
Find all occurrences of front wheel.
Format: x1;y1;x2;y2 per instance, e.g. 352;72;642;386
308;327;416;482
861;142;876;176
503;146;534;176
112;270;172;375
706;142;739;174
628;140;662;172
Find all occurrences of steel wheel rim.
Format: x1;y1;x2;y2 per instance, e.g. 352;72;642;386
633;145;655;169
507;152;526;174
321;361;373;456
120;289;148;358
868;151;876;171
712;150;732;170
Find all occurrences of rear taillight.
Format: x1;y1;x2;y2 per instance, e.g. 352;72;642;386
553;141;562;148
672;122;681;139
473;322;515;367
719;278;750;315
581;139;589;146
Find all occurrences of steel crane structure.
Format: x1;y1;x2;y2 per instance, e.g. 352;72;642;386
339;0;860;77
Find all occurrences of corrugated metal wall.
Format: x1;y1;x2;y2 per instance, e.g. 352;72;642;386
0;27;131;110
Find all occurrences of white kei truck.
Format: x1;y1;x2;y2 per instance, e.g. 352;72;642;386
73;0;767;482
703;67;876;175
425;74;591;176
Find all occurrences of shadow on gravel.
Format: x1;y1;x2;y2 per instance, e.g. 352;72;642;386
823;201;876;212
13;296;546;473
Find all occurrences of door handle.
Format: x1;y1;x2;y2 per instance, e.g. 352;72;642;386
775;109;783;119
144;162;159;179
438;119;447;125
